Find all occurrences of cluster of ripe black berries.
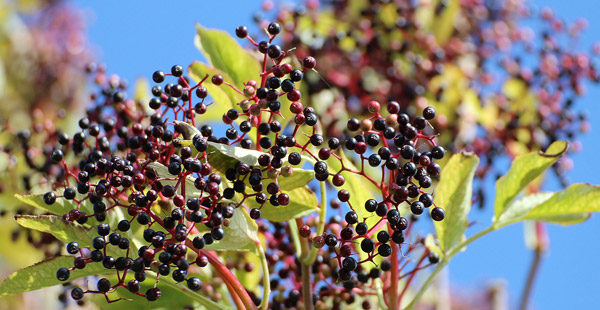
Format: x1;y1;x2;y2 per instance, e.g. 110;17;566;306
42;21;323;305
296;102;445;287
32;21;444;309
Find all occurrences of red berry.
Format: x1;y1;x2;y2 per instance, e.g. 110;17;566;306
368;101;381;113
354;142;367;154
302;56;316;69
300;225;311;238
212;75;224;85
332;174;345;187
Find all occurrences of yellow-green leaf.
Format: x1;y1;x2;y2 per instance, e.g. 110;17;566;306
243;185;319;222
431;0;460;45
194;24;261;87
433;152;479;252
203;208;258;254
493;141;568;222
206;141;263;171
424;234;443;259
16;215;126;256
15;194;89;216
0;256;110;296
494;184;598;228
16;215;93;246
188;61;245;122
145;162;204;199
494;192;553;228
173;120;201;140
524;184;600;222
277;168;315;191
326;152;383;264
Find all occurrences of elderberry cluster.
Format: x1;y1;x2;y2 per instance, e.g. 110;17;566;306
302;103;444;287
39;21;332;305
15;20;446;309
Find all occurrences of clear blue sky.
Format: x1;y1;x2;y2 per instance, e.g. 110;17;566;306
78;1;600;309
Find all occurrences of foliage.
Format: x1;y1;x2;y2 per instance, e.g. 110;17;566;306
0;1;599;310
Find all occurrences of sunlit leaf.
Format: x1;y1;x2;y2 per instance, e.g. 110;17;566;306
0;256;109;296
16;215;93;246
494;184;599;228
145;162;203;199
194;24;261;87
188;61;245;121
433;152;479;252
16;215;126;256
493;192;554;228
15;194;90;216
525;184;600;222
173;120;201;140
243;185;318;222
327;151;383;264
202;208;258;254
431;0;460;44
277;168;315;191
493;141;568;222
206;141;263;172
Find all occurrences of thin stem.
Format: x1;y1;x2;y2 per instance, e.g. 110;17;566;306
405;226;495;309
302;181;327;265
288;219;302;256
389;234;400;310
297;218;314;310
301;263;314;310
520;249;542;310
223;278;247;310
196;247;257;310
257;243;271;310
520;220;545;310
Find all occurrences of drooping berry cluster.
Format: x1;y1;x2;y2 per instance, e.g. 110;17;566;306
12;21;445;309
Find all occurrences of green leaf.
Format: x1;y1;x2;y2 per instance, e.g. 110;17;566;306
15;194;88;216
173;120;201;140
493;141;568;222
159;275;233;310
206;141;263;173
16;215;127;256
16;215;94;246
145;162;204;199
524;184;600;222
195;24;261;87
527;213;590;225
171;140;317;222
277;168;315;191
243;185;318;222
494;184;599;228
90;273;232;310
0;256;109;296
493;192;554;228
206;141;314;191
203;208;259;253
433;152;479;252
188;61;245;121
